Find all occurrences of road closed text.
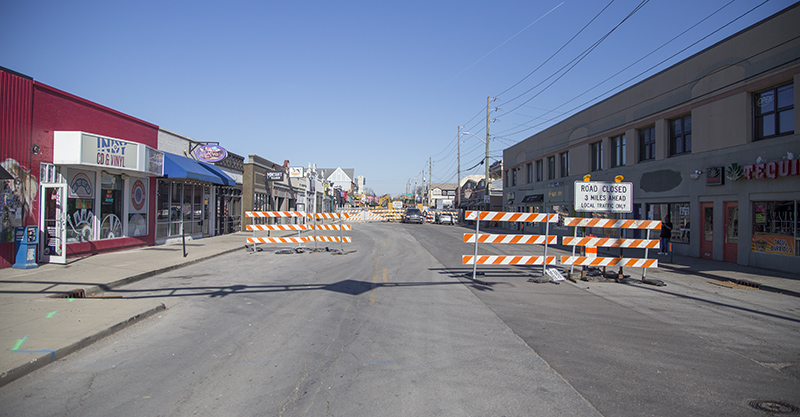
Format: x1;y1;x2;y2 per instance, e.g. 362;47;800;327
574;181;633;213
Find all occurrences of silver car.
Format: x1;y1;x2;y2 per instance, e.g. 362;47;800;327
437;212;454;225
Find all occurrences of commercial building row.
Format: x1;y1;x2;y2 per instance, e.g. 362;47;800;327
500;4;799;273
0;68;358;268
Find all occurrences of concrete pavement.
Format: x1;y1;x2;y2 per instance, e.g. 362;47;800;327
0;230;286;387
1;225;799;388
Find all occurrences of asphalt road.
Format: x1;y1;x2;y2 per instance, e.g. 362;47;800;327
1;221;799;417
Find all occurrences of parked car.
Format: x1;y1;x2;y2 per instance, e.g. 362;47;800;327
402;208;424;224
437;212;455;225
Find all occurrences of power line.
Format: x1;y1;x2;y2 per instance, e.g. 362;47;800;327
499;0;777;139
503;35;800;155
496;0;616;100
500;0;651;118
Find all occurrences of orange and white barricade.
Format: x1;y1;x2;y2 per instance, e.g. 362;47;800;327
462;210;559;280
560;217;661;279
245;211;309;251
309;212;352;250
245;211;354;253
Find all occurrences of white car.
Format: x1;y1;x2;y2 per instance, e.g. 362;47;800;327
438;212;455;225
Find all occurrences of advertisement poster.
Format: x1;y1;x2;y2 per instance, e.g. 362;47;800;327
751;234;795;256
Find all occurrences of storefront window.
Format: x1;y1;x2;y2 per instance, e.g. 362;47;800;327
171;182;182;236
203;186;210;235
156;180;212;240
647;203;690;244
127;177;148;237
100;173;124;239
66;198;94;242
752;201;797;256
66;169;96;243
156;180;170;238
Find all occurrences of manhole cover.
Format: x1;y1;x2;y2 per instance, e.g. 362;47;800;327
749;400;800;414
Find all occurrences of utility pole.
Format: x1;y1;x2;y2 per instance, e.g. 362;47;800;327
485;96;491;210
457;126;461;209
428;157;432;210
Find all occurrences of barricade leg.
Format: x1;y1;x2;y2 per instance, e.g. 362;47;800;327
542;219;550;277
471;218;480;280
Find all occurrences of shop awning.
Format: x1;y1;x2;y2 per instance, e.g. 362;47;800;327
199;161;237;186
162;153;235;185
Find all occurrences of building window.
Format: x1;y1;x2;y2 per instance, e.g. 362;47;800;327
755;83;794;141
670;115;692;155
753;201;798;256
591;141;603;171
100;173;124;240
638;126;655;162
66;169;96;243
511;168;517;186
611;134;626;168
560;152;569;177
547;156;555;180
504;171;509;188
647;203;690;244
536;160;543;182
526;163;533;184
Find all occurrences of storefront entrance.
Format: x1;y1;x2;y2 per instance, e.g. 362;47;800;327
39;184;67;264
701;202;714;259
724;201;738;263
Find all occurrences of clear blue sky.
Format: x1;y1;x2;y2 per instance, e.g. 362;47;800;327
2;0;797;196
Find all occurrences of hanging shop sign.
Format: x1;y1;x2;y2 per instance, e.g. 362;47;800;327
53;131;164;176
195;144;228;163
266;171;284;181
289;167;304;178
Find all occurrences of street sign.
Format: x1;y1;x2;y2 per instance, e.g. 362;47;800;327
574;181;632;213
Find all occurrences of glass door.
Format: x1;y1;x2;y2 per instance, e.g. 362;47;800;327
700;202;713;259
724;201;738;263
40;184;67;264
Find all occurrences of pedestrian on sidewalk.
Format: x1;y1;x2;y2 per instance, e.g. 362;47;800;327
660;214;673;255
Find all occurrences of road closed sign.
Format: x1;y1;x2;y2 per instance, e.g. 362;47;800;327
574;181;633;213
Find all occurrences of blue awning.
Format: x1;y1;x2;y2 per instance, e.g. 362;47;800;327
162;153;235;185
198;161;237;186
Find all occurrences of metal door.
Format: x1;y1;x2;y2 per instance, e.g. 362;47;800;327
40;184;67;264
724;201;738;263
700;202;713;259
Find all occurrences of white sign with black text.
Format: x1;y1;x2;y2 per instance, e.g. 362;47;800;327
574;181;632;213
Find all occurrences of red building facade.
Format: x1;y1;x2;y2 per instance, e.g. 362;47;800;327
1;67;162;268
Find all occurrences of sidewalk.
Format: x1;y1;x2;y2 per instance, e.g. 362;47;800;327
2;225;800;388
0;231;281;387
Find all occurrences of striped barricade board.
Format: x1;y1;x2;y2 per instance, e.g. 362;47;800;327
560;256;658;268
562;217;661;229
247;237;309;244
247;224;308;231
464;234;557;244
562;236;659;249
462;255;558;265
313;236;352;243
465;211;559;223
309;212;343;220
311;224;351;231
245;211;307;218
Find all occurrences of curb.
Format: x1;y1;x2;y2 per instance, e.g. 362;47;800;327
0;303;166;388
660;264;800;298
65;245;246;297
2;241;247;387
